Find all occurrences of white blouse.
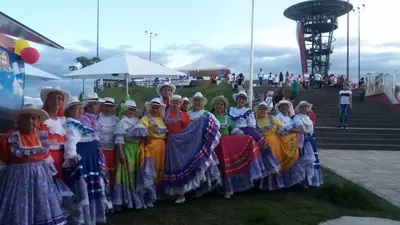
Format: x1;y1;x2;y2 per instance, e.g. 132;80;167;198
98;113;119;150
63;117;97;168
188;110;221;129
43;117;66;150
227;107;256;128
114;116;140;144
293;113;314;135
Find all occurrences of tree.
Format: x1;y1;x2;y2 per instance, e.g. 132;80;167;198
68;56;101;71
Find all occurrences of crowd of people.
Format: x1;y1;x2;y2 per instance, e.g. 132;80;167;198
0;83;323;225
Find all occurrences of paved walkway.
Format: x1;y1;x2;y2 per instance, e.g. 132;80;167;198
319;217;400;225
319;150;400;207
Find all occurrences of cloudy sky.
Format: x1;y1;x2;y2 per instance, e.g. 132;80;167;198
2;0;399;104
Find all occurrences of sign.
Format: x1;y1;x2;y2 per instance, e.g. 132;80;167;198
0;46;25;109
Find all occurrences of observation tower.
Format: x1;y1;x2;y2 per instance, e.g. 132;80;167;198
284;0;353;76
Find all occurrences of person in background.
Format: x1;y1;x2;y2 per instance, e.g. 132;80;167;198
314;72;322;90
291;78;300;97
258;68;264;86
273;88;285;108
337;84;352;129
303;73;310;90
268;72;273;87
358;77;366;102
279;72;284;87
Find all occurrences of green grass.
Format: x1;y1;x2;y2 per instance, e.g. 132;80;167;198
106;169;400;225
99;85;237;113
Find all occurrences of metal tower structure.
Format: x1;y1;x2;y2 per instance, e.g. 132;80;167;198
284;0;353;76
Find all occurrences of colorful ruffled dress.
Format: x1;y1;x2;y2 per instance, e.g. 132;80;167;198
113;115;156;209
257;114;305;190
227;107;280;177
293;113;323;187
0;130;66;225
213;113;265;197
162;109;221;197
130;114;167;187
64;118;110;224
98;112;119;188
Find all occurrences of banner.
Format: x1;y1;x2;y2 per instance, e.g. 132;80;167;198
0;46;25;109
296;22;308;75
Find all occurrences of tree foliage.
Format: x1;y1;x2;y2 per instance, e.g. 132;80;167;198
68;56;101;71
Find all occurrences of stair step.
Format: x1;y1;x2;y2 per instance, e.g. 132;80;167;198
315;127;400;134
314;132;400;139
317;123;400;128
316;143;400;151
316;137;400;145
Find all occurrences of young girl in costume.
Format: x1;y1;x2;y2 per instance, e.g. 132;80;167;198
211;95;265;198
0;104;66;225
227;91;280;180
163;94;221;204
293;101;323;187
113;100;157;210
80;92;104;137
180;97;190;112
255;98;305;190
98;97;119;189
64;97;110;224
130;98;167;194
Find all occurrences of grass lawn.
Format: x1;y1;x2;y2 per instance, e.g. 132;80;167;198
106;169;400;225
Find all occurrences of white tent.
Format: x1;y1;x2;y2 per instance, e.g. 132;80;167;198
177;58;229;72
24;64;61;81
62;53;186;97
62;53;186;80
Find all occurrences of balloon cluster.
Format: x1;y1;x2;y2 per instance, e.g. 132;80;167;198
12;39;40;64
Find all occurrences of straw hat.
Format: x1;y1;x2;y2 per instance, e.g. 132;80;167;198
189;92;208;106
13;104;49;123
170;94;183;102
156;82;176;96
144;97;166;109
121;100;137;109
255;97;273;112
82;92;105;103
295;101;313;113
182;97;189;103
102;97;117;107
210;95;229;108
67;96;87;108
40;86;71;107
233;90;248;103
274;100;293;112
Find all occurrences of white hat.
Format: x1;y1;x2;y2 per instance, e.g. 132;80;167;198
274;100;293;112
156;82;176;96
182;97;189;103
255;97;273;112
170;94;183;102
102;97;116;107
233;90;248;103
295;101;313;113
144;97;166;109
82;92;104;103
40;86;71;107
189;92;208;106
13;104;49;123
121;100;137;109
67;96;87;108
210;95;229;108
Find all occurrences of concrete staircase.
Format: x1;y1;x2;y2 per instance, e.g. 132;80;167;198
253;86;400;151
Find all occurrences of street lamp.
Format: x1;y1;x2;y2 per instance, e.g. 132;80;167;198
346;0;350;82
145;31;157;61
248;0;255;109
353;4;365;82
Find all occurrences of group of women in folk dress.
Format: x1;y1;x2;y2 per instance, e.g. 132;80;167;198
0;82;322;225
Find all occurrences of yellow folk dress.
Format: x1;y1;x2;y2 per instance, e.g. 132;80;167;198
257;115;299;171
134;115;167;184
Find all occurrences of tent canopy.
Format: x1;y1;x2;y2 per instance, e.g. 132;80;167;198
62;53;186;80
177;58;229;72
25;64;61;81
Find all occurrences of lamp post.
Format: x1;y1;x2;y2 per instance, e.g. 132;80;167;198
96;0;100;58
346;0;350;82
353;4;365;82
248;0;255;109
145;31;157;61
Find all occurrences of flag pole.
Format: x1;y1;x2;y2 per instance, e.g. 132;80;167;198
248;0;255;109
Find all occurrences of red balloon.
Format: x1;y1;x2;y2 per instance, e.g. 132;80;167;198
20;47;40;64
